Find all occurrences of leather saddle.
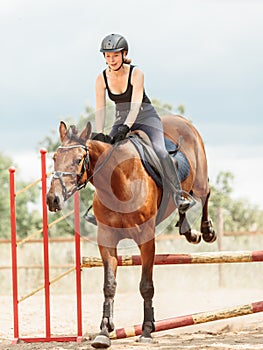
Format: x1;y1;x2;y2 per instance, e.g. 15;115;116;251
128;131;190;187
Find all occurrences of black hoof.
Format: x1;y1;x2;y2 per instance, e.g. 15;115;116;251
184;229;201;244
91;335;111;348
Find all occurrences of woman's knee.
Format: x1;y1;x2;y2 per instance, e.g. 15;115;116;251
152;143;167;159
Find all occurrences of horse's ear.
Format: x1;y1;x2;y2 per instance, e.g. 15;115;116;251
80;121;92;143
59;121;68;142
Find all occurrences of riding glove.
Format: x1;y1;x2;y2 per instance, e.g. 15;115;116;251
112;124;130;143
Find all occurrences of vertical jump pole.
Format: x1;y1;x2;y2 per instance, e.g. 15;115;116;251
40;148;51;339
9;166;19;342
74;192;83;341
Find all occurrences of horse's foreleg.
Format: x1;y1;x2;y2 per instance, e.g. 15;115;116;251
138;238;155;342
177;212;201;244
200;191;217;243
92;245;118;349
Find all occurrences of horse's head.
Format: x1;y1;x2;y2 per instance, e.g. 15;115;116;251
47;121;92;212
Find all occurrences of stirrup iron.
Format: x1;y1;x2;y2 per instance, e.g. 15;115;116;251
175;190;196;213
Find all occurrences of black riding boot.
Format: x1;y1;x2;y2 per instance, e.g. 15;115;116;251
160;154;194;213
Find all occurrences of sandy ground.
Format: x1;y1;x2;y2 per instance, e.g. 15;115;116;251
1;288;263;350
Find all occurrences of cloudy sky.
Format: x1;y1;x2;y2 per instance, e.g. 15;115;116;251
1;0;263;208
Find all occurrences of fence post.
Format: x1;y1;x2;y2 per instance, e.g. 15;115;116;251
74;192;83;341
9;166;19;343
217;207;224;287
40;148;51;339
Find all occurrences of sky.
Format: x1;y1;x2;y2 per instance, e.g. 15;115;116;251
1;0;263;208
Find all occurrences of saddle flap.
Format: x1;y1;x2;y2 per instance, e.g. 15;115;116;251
128;132;190;186
128;133;164;188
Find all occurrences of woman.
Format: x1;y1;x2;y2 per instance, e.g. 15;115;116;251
95;33;192;213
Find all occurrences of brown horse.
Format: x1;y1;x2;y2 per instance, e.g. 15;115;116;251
46;115;216;348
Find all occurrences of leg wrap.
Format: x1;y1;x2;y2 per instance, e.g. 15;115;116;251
201;219;213;233
143;306;155;332
100;301;114;333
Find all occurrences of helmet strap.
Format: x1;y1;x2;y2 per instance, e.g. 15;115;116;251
112;51;124;71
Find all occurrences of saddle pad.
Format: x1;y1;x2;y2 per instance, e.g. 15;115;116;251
164;137;190;182
129;136;190;187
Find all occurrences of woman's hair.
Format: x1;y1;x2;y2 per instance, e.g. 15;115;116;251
123;57;132;64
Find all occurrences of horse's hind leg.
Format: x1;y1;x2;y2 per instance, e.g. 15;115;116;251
138;238;155;342
92;243;118;349
200;191;217;243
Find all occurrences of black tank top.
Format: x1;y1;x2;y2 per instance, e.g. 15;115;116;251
103;65;151;109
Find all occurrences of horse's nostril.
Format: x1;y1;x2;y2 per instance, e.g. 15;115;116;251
46;193;62;212
54;195;60;206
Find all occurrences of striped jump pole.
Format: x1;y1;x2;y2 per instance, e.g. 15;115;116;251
82;250;263;268
110;300;263;339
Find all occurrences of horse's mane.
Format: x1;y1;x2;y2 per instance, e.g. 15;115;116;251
91;132;112;144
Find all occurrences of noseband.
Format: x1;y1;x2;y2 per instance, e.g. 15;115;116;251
52;144;90;200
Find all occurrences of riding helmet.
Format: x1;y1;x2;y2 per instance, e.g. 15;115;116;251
100;34;129;53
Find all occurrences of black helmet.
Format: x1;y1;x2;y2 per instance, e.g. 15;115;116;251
100;34;128;53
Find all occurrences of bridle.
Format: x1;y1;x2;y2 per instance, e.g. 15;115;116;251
52;144;90;200
52;142;118;201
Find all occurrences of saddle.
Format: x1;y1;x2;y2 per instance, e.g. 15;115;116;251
128;131;190;187
128;131;190;225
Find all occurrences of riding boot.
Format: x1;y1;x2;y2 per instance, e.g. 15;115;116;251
160;154;194;213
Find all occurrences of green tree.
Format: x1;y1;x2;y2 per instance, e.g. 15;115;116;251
209;171;263;232
0;152;42;238
151;98;186;116
0;153;13;238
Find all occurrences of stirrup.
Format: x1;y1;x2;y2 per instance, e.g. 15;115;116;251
174;190;196;213
83;206;97;226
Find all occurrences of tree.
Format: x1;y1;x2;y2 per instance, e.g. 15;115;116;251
209;171;263;232
151;98;186;116
0;152;42;238
0;153;13;238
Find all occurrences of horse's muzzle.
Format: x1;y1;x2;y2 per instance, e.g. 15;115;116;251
46;192;63;212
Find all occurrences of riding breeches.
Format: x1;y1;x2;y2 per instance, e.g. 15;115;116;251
109;103;168;159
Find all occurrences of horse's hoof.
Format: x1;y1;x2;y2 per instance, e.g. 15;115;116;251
91;335;111;348
185;229;201;244
202;230;217;243
201;220;217;243
137;335;155;343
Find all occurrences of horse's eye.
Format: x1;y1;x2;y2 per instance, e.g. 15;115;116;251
74;158;82;166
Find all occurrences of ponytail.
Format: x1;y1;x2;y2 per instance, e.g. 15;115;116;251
123;57;132;64
122;51;132;64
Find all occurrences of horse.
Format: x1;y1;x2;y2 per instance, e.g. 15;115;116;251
46;115;216;348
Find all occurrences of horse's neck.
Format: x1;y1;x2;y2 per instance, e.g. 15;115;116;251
88;140;112;174
88;140;145;201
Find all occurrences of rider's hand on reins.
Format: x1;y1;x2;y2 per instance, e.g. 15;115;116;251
112;124;130;143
